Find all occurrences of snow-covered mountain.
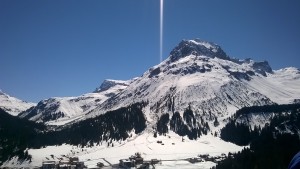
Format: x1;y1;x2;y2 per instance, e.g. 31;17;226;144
88;39;300;125
0;90;36;116
19;79;132;125
19;39;300;127
246;67;300;104
2;39;300;169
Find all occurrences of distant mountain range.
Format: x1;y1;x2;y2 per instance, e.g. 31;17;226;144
17;79;132;125
0;90;35;116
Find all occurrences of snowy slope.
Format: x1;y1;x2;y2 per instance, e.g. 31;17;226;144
19;79;132;125
245;67;300;104
0;90;36;116
234;104;300;130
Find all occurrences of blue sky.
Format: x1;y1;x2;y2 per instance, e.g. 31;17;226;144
1;0;300;103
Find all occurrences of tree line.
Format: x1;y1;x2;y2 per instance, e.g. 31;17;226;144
0;102;147;165
216;103;300;169
156;105;210;139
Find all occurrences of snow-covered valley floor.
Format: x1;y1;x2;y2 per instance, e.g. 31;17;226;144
3;132;243;169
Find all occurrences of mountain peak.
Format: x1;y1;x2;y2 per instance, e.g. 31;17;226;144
0;90;9;99
168;39;229;63
0;90;6;96
94;79;130;93
0;91;36;116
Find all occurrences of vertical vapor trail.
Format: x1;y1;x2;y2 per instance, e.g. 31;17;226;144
160;0;164;63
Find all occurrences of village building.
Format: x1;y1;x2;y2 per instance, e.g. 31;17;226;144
42;161;57;169
41;157;85;169
119;159;135;168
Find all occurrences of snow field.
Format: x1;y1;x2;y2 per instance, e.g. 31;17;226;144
23;132;243;169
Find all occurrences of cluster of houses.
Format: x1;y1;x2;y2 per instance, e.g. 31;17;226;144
119;153;160;169
41;153;161;169
40;152;227;168
41;157;85;169
187;153;227;164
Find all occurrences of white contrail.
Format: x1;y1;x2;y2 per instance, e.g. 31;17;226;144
160;0;164;63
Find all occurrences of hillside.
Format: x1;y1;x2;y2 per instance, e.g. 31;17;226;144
0;108;46;164
217;104;300;169
18;79;132;125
